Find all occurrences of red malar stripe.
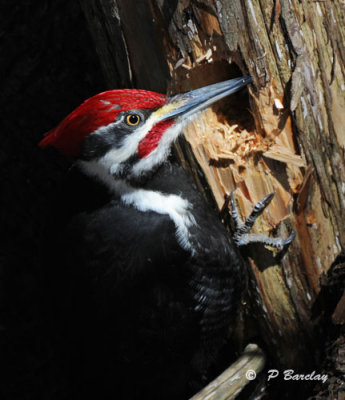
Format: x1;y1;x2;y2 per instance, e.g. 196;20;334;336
138;120;174;158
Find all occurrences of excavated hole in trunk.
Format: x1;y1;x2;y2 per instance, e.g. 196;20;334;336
172;60;267;178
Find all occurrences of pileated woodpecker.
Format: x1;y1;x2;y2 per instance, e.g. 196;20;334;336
40;77;293;400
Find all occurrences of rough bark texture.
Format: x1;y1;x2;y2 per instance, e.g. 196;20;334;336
79;0;345;398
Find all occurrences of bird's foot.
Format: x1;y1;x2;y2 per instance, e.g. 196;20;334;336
228;192;295;250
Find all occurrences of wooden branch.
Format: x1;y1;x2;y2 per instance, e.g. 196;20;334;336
190;344;266;400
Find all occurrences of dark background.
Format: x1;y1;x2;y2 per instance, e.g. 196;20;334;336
0;2;107;398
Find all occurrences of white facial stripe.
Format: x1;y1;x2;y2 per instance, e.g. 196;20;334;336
96;112;160;174
130;122;181;176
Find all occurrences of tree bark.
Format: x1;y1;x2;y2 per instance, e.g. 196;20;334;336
80;0;345;396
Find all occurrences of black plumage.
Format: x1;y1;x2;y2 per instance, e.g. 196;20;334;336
39;78;255;399
43;161;245;400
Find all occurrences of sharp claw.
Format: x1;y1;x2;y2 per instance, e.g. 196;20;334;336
282;230;296;246
230;191;295;253
261;192;274;206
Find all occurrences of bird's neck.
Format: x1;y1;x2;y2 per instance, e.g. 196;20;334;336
77;159;132;196
77;159;176;197
77;159;197;253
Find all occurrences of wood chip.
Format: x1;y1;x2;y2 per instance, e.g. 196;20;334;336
274;98;284;110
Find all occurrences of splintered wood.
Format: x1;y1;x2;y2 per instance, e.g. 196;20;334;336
193;112;305;170
182;82;304;230
195;116;268;166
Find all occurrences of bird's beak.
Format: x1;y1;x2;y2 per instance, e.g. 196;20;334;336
156;76;252;122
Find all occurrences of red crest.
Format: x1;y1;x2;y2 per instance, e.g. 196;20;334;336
39;90;167;156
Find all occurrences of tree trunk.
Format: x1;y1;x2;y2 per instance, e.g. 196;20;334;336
80;0;345;397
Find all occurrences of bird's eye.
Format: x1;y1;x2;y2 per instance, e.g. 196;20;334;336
126;114;141;126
